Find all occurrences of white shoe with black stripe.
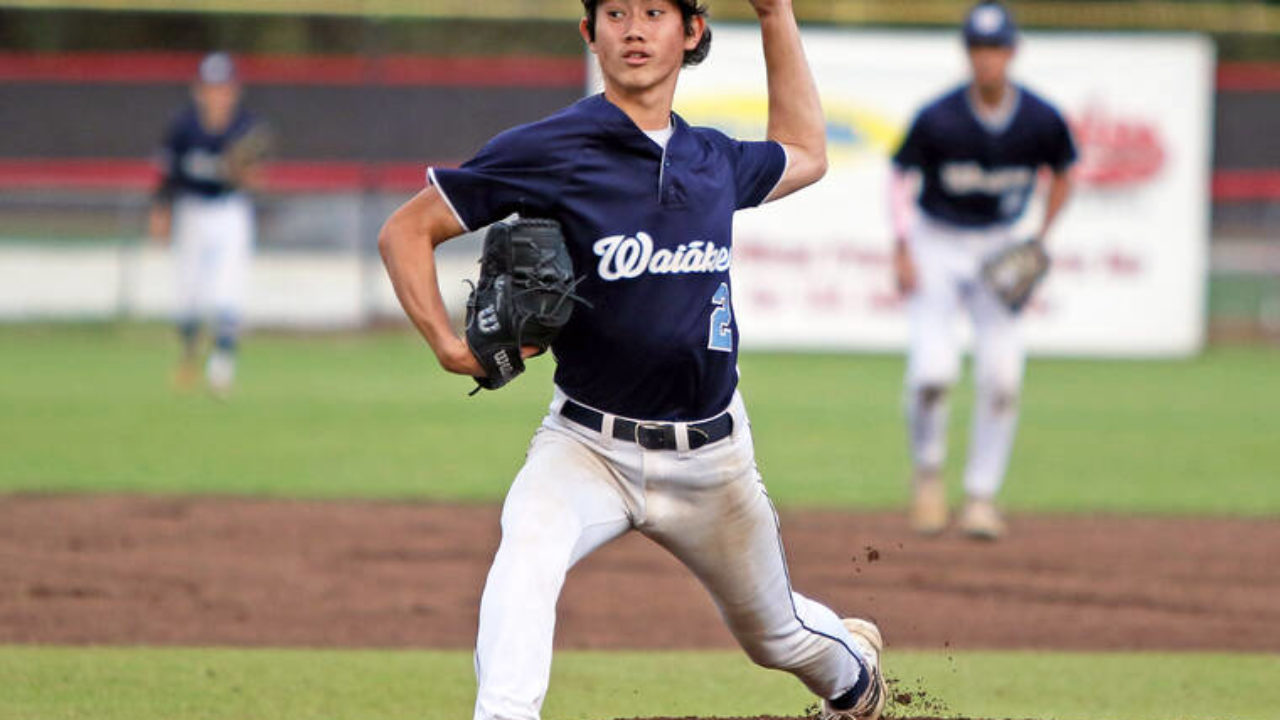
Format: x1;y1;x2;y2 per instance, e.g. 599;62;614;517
821;618;887;720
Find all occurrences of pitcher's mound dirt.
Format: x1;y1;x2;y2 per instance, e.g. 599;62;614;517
0;495;1276;650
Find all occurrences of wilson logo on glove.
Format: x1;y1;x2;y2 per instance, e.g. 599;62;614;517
477;306;501;334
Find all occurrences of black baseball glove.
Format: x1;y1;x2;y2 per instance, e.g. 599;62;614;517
980;238;1051;313
464;218;587;393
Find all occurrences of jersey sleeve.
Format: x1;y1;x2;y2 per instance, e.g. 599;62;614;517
727;138;787;209
153;115;184;200
1045;107;1078;172
892;111;931;170
428;125;567;232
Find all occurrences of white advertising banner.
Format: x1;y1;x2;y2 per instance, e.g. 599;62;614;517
664;29;1214;356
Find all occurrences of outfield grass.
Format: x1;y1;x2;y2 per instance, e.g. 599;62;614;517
1;324;1277;514
1;647;1277;720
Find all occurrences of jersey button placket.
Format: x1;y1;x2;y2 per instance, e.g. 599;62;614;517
658;141;673;205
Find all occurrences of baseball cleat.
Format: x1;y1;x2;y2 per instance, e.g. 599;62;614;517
959;497;1006;540
821;618;887;720
171;359;199;392
909;471;948;535
205;351;236;399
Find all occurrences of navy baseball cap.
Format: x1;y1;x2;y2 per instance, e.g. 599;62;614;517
963;1;1018;47
197;52;237;84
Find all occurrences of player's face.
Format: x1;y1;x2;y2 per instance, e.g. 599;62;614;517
967;44;1015;92
582;0;705;99
193;81;241;131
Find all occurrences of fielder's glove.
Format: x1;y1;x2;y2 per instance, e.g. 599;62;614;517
222;125;271;188
464;218;587;393
980;238;1051;314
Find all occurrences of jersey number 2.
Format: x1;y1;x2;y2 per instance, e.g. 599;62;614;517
708;282;733;353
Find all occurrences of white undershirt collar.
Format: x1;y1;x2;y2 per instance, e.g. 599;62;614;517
967;84;1021;135
644;122;675;150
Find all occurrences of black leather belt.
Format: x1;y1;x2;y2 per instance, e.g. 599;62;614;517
560;399;734;451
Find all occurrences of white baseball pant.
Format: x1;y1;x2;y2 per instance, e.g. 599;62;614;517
173;193;253;323
473;388;867;720
905;216;1025;500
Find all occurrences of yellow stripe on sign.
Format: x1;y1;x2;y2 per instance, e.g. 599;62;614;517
678;94;902;168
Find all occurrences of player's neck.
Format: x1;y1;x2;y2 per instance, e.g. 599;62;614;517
602;83;676;132
971;81;1012;111
198;107;235;135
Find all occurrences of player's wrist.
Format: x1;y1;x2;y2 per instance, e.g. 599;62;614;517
437;335;479;375
749;0;794;20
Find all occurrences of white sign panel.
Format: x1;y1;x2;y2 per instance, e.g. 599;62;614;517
665;29;1213;356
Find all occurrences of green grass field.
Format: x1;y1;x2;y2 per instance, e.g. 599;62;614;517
1;324;1277;513
1;648;1277;720
1;324;1278;720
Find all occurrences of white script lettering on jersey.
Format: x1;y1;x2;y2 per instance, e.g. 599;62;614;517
183;149;227;182
940;162;1035;196
593;233;733;281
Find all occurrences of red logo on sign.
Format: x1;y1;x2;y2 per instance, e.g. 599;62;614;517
1070;105;1166;188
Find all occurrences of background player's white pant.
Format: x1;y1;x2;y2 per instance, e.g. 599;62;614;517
173;193;253;322
906;217;1025;500
474;389;866;720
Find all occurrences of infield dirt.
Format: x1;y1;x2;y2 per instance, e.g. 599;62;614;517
2;494;1275;652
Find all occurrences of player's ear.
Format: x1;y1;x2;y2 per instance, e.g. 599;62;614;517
580;17;596;53
684;14;706;52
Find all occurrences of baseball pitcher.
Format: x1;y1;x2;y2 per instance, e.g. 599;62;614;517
380;2;886;719
890;1;1076;539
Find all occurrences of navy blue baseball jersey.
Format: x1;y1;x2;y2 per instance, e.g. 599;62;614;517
431;94;785;421
893;84;1076;228
159;103;260;199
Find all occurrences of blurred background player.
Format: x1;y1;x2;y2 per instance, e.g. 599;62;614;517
149;51;268;397
888;1;1076;539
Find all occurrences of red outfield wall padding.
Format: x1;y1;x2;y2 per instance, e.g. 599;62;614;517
1212;168;1280;202
0;51;586;88
0;158;442;193
1;50;1276;92
1217;62;1280;92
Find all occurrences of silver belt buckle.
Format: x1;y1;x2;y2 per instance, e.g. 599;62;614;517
634;422;672;450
